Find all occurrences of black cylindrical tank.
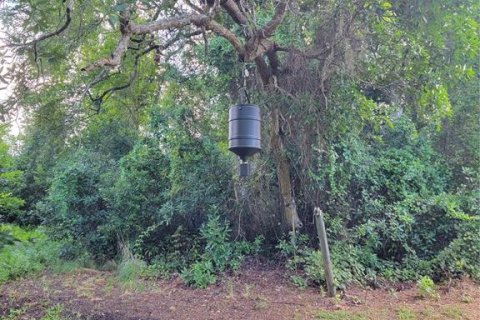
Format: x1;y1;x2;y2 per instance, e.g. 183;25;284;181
228;104;261;161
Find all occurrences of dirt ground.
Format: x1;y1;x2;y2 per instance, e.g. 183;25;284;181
0;261;479;320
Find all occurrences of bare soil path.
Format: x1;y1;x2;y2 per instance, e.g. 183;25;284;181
1;262;479;319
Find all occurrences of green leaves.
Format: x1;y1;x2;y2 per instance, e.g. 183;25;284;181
0;127;24;221
417;84;452;130
180;213;259;288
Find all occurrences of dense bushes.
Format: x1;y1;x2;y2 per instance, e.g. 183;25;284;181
114;214;261;288
4;101;476;289
180;214;262;287
2;94;476;290
278;235;378;289
279;116;480;288
36;102;233;264
0;224;68;283
41;150;117;260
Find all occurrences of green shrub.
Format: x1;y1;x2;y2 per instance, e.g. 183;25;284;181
0;224;61;283
416;276;439;299
42;150;117;261
0;224;46;242
0;126;24;223
0;224;86;283
141;256;179;280
180;213;261;288
278;233;374;289
303;116;479;285
41;102;234;263
0;230;16;249
432;221;480;280
200;214;242;272
180;260;217;288
303;250;325;285
290;274;308;289
103;105;233;263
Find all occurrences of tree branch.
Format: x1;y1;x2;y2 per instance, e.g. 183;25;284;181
82;1;289;76
205;20;245;55
81;33;130;72
129;14;209;34
83;10;247;72
221;0;248;25
87;30;203;111
131;12;244;55
22;0;73;46
260;0;288;37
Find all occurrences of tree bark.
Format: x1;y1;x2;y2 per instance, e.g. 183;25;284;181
270;107;302;229
255;51;302;231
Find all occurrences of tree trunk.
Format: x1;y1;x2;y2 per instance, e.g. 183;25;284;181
254;52;302;231
270;107;302;229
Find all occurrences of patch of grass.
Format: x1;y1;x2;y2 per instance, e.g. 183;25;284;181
293;311;305;320
225;280;235;299
75;277;100;299
417;308;434;319
314;304;469;320
116;245;148;290
2;308;26;320
254;295;269;310
350;295;363;305
242;284;254;298
50;259;86;274
41;305;65;320
117;258;146;283
460;293;474;303
315;310;368;320
331;294;342;306
316;308;393;320
396;307;416;320
440;305;464;319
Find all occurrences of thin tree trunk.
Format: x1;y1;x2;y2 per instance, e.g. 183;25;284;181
254;52;302;231
270;108;302;229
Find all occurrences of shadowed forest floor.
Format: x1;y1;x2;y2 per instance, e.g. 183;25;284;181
1;262;479;320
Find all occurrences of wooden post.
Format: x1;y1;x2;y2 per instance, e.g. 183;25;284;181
314;207;336;297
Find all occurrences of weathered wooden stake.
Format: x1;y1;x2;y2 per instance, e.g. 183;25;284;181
314;207;336;297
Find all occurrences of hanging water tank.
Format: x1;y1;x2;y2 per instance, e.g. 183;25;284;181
228;104;261;176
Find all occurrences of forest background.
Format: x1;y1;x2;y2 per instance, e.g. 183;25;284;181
0;0;478;289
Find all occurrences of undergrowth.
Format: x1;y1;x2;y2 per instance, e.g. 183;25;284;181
180;214;263;288
277;228;479;291
113;212;263;289
0;224;86;283
2;305;66;320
